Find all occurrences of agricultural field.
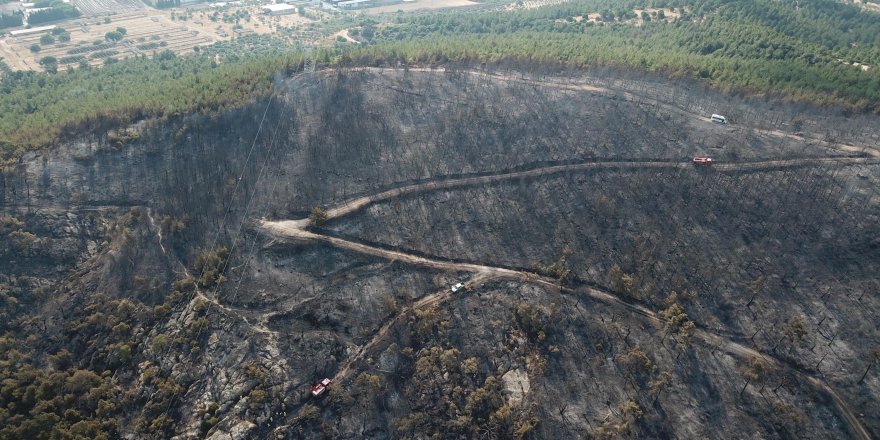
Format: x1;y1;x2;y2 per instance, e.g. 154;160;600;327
72;0;144;16
171;5;317;42
1;12;213;71
0;4;326;71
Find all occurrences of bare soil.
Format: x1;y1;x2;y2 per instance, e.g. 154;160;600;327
361;0;479;15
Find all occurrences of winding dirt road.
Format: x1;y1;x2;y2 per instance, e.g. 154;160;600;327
364;67;880;159
261;157;875;439
328;272;493;385
268;157;875;228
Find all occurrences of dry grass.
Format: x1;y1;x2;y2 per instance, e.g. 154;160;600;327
0;5;318;72
1;12;211;71
362;0;479;15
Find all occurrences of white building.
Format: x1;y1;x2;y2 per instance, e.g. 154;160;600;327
337;0;370;8
9;25;55;36
262;3;297;15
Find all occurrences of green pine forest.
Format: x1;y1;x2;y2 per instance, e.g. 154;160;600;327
1;0;879;160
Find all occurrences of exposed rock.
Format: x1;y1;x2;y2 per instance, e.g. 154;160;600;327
206;421;256;440
502;368;530;407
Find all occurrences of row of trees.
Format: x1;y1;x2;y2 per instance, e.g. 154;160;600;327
155;0;182;8
347;31;879;107
28;4;80;25
0;11;22;29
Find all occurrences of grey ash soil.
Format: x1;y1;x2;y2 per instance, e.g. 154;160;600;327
235;242;458;348
2;68;878;439
326;163;880;431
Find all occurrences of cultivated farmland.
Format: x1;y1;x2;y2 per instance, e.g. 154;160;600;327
3;12;211;70
72;0;144;16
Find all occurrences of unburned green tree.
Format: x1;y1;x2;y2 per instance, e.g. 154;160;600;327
309;207;329;226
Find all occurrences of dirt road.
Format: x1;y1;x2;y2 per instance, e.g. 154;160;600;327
697;330;873;440
328;272;492;385
362;67;880;159
261;156;875;439
263;224;872;440
271;157;875;223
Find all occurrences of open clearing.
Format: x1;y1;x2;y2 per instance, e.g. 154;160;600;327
361;0;479;14
167;5;315;40
504;0;571;11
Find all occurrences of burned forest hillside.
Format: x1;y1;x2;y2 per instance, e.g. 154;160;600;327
1;67;879;439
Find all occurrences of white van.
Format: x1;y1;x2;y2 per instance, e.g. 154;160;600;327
711;114;727;124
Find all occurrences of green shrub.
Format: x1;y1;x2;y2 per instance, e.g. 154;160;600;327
309;207;329;226
194;247;228;287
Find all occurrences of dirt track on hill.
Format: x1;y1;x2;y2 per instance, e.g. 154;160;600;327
364;67;880;159
268;157;875;225
261;156;875;440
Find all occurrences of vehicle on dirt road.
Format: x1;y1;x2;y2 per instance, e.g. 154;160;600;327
692;156;714;165
451;282;464;293
311;378;332;397
711;114;727;124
